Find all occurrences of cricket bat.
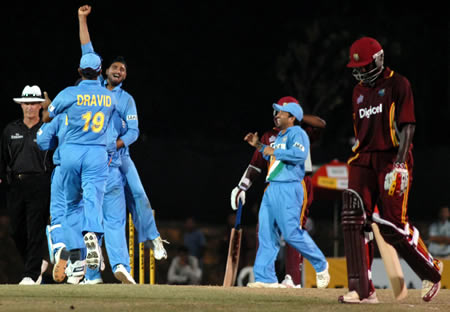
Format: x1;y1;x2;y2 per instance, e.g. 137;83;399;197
371;223;408;300
223;200;243;287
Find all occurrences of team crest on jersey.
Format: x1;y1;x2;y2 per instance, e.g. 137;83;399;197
269;135;276;143
11;133;23;139
37;129;43;136
357;94;364;105
378;88;385;97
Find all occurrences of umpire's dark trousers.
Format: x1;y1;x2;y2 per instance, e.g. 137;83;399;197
7;173;50;282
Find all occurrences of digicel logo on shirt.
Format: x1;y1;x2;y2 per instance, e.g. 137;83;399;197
359;103;382;119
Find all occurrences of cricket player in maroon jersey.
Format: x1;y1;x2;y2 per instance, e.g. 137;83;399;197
339;37;443;303
230;96;326;287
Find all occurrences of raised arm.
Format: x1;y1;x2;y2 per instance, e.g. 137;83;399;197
78;5;92;46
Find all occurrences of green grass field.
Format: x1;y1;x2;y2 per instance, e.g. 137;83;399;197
0;285;449;312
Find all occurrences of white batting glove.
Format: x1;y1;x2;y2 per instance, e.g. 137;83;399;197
231;187;246;211
384;162;409;196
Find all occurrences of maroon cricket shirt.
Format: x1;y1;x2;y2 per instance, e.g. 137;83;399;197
350;67;416;156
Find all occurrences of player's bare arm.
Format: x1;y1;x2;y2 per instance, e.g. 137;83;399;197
395;123;415;164
78;5;92;45
302;114;326;129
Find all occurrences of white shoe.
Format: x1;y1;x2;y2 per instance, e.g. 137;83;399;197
67;275;84;285
80;277;103;284
84;232;101;270
316;262;330;289
66;260;86;279
338;290;379;304
152;236;168;260
19;277;36;285
53;247;70;283
281;274;301;288
247;281;287;288
422;260;444;302
114;264;136;284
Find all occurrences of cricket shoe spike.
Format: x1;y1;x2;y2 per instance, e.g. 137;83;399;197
114;264;136;284
53;247;70;283
84;232;101;270
316;262;330;289
422;260;444;302
247;282;287;288
338;290;379;304
152;236;169;260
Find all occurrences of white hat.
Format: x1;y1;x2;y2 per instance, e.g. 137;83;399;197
13;85;44;103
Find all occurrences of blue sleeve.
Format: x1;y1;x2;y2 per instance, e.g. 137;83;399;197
81;42;95;55
118;95;139;147
258;144;270;161
273;129;309;165
48;89;73;118
36;116;59;150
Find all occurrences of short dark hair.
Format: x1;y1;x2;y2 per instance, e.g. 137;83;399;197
80;68;101;80
109;56;128;71
288;113;301;125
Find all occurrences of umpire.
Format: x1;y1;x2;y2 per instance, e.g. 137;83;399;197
0;85;53;284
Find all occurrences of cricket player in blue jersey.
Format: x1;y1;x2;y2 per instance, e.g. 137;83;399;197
37;113;88;284
82;111;136;284
41;50;122;282
244;101;330;288
37;113;67;264
78;5;167;262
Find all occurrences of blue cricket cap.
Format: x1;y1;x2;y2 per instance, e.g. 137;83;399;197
272;102;303;122
79;53;102;72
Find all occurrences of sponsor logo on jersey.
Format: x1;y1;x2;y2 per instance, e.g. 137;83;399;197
11;133;23;139
77;94;112;107
293;142;305;151
48;104;55;112
357;94;364;105
359;103;383;119
126;115;137;120
273;143;286;150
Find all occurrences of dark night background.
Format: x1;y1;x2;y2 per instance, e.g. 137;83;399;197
1;2;449;226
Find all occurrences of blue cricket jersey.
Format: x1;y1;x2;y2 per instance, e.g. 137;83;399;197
81;42;139;154
260;125;310;182
48;80;117;146
107;110;128;167
37;113;68;165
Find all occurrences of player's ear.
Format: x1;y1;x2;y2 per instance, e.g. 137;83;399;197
78;68;82;77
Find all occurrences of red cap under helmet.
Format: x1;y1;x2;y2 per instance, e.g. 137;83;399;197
347;37;383;68
277;96;299;106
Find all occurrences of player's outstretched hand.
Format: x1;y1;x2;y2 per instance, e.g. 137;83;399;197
41;91;51;110
78;5;92;17
244;132;259;147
